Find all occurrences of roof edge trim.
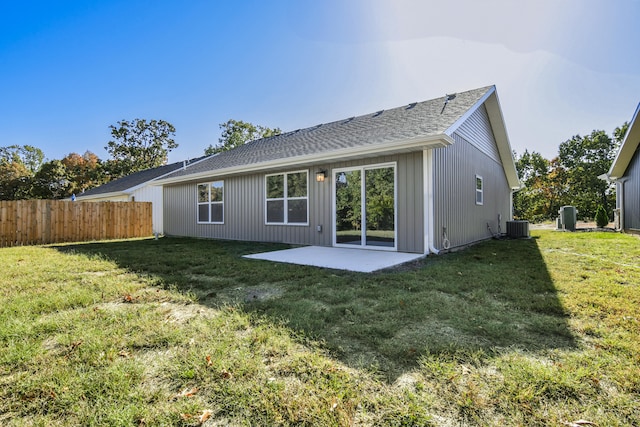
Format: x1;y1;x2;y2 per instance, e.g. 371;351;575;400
155;135;453;185
608;102;640;180
75;190;128;200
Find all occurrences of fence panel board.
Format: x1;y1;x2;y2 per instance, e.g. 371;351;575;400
0;200;153;247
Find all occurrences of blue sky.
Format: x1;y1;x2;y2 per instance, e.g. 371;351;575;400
1;0;639;163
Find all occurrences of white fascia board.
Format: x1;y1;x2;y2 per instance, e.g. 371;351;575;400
154;135;453;185
75;191;127;200
608;103;640;179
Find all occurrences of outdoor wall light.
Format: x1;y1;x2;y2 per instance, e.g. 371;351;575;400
316;170;327;182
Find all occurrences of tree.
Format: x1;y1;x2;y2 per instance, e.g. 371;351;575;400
613;122;629;146
61;151;107;194
0;145;45;174
513;150;565;221
31;160;72;199
205;119;281;155
558;130;617;219
105;119;177;178
595;205;609;228
0;145;45;200
0;158;32;200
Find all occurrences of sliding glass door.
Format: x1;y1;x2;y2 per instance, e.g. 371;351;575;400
334;163;396;250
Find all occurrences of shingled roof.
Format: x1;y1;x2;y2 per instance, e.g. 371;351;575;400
158;85;518;187
77;158;203;198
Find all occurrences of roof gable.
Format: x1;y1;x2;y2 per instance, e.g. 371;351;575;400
608;103;640;179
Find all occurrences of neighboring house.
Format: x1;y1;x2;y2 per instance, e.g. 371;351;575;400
605;103;640;233
156;85;521;254
76;158;206;234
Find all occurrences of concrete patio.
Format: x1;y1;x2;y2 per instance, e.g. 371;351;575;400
243;246;425;273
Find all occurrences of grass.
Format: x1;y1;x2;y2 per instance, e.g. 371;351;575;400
1;231;639;426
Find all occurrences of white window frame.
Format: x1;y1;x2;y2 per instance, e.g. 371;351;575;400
475;175;484;206
265;170;309;226
197;181;224;224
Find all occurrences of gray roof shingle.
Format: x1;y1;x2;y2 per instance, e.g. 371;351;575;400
162;86;494;181
77;158;201;197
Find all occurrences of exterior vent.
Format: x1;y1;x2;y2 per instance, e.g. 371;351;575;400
506;220;529;238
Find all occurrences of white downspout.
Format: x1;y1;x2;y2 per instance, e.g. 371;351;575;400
423;149;439;254
618;178;628;231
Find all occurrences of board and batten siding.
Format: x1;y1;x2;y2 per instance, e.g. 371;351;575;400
454;104;501;163
431;130;511;250
163;152;424;253
621;147;640;231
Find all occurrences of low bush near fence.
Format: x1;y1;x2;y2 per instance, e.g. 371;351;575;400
0;200;152;247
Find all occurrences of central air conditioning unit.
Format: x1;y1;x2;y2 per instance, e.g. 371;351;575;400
506;220;530;238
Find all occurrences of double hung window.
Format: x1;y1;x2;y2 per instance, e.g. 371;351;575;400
197;181;224;223
265;171;308;224
475;175;483;205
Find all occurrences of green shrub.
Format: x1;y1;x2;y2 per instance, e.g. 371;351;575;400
595;205;609;228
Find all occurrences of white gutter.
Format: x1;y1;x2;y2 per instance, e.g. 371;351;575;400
155;135;453;185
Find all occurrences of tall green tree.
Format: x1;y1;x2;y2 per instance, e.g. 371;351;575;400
0;145;45;174
0;145;45;200
613;122;629;146
31;160;72;199
0;158;32;200
513;151;571;222
205;119;281;155
105;119;177;178
513;150;551;221
61;151;107;194
558;130;617;219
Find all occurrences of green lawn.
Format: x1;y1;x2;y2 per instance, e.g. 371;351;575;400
1;231;638;426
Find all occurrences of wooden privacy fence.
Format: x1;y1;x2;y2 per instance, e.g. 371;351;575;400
0;200;153;247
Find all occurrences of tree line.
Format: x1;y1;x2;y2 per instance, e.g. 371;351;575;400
1;114;627;224
0;119;279;201
513;123;628;222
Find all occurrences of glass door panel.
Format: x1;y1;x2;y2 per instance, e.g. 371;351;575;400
365;167;395;248
335;170;362;245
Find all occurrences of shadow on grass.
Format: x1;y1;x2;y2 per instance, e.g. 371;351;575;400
55;236;576;381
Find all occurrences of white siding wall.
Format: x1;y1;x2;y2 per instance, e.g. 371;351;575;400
131;185;164;234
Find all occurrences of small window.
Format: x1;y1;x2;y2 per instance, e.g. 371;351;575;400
197;181;224;223
265;171;308;225
475;175;483;205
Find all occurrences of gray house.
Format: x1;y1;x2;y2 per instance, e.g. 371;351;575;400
156;85;520;254
606;103;640;233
